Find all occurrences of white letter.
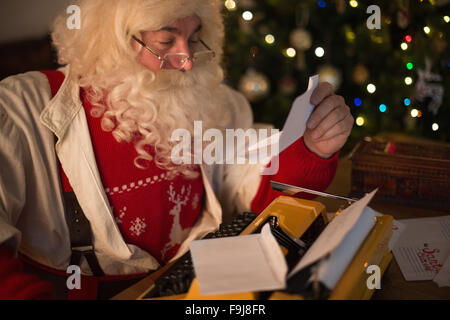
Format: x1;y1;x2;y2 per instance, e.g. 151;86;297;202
66;5;81;30
366;5;381;30
259;129;280;162
366;265;381;289
66;265;81;290
171;129;192;164
226;128;258;164
260;129;281;175
193;121;203;164
203;128;224;165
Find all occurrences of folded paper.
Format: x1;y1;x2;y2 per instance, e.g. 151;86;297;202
189;224;288;296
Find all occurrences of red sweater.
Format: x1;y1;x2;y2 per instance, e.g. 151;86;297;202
62;88;205;264
0;70;338;299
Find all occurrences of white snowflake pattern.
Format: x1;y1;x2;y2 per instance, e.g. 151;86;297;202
115;206;127;225
129;217;147;237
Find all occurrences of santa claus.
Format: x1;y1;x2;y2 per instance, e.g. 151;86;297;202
0;0;353;299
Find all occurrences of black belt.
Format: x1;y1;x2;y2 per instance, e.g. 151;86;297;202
63;192;105;277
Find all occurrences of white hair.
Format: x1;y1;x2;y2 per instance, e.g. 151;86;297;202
51;0;229;179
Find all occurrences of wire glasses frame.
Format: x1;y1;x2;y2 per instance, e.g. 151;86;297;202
132;35;216;70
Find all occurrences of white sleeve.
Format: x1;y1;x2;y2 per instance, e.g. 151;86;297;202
0;103;25;254
0;72;52;254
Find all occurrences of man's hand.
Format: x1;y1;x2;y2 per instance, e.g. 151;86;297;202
303;82;354;159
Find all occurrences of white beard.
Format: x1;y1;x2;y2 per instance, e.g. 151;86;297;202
89;62;229;179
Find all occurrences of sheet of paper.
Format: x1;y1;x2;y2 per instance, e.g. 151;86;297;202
392;215;450;281
314;206;376;289
433;254;450;287
278;75;318;154
393;242;450;281
234;129;281;167
189;224;288;296
245;75;319;156
288;189;378;278
245;75;319;175
374;211;406;251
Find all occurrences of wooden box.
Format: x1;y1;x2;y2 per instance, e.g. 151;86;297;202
349;136;450;211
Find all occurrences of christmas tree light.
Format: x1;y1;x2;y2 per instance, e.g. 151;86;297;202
265;34;275;44
223;0;448;143
367;83;376;94
315;47;325;57
404;98;411;106
224;0;237;11
356;116;365;126
285;48;296;58
242;11;253;21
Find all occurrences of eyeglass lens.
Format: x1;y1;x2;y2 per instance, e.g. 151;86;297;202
162;51;215;70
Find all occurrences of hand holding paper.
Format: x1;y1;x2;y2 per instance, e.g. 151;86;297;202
244;75;353;175
303;81;354;159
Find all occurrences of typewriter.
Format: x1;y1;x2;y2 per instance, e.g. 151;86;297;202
137;183;393;300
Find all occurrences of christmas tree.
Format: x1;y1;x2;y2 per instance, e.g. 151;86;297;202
221;0;450;149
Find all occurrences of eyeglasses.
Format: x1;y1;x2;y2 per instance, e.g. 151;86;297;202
132;35;216;70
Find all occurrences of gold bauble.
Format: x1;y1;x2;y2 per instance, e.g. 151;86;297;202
352;64;370;85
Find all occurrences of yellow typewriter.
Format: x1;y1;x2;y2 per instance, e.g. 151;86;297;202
138;182;393;300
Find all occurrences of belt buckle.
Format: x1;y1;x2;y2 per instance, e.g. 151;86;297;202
72;245;94;253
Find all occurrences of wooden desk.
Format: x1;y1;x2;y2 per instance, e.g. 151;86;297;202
113;156;450;300
368;201;450;300
318;156;450;300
